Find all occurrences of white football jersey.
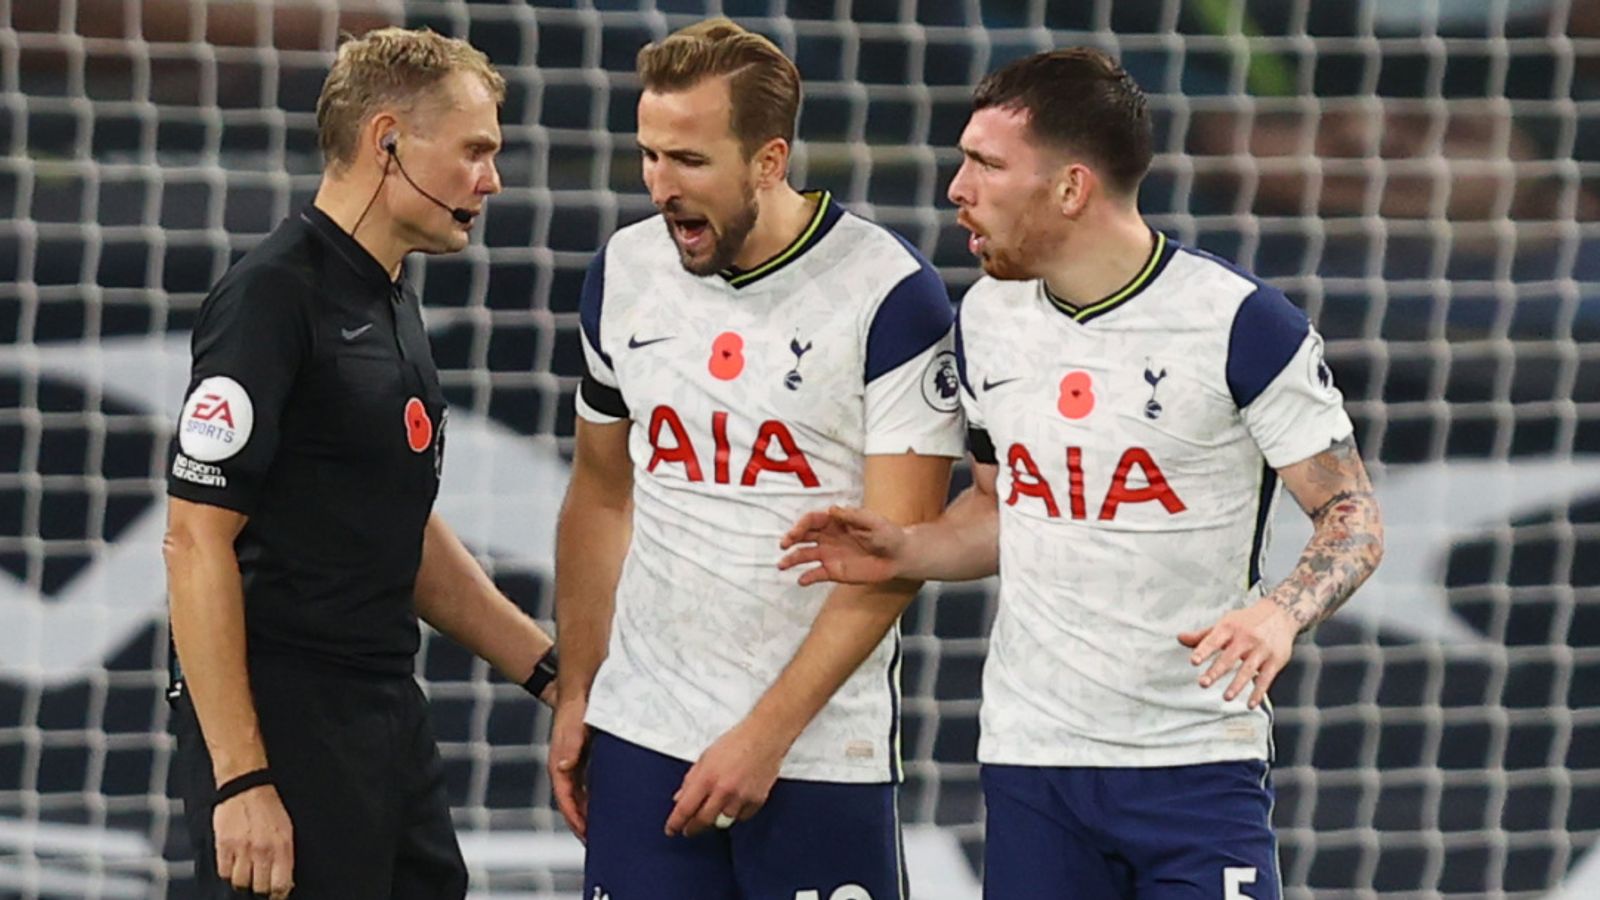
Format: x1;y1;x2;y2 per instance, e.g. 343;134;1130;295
576;192;965;782
956;232;1354;768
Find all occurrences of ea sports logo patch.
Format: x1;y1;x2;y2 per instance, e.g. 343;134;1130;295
405;397;433;452
178;376;254;462
921;350;961;412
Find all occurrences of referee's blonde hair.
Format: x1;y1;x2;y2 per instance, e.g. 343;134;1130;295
317;27;506;172
637;18;801;159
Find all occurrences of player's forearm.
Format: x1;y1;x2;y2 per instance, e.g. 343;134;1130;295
163;532;266;783
413;515;553;690
553;497;630;704
745;581;920;747
900;485;1000;582
1268;491;1385;631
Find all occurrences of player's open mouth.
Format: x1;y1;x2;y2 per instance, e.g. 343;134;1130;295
957;213;987;256
672;217;711;252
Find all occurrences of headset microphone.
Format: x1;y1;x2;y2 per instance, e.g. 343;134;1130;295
382;135;474;224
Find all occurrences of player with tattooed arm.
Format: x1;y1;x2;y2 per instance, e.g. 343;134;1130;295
780;48;1384;900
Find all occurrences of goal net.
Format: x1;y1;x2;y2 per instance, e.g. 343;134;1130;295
1;1;1597;897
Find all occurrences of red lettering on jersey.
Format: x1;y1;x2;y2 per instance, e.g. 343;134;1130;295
711;411;731;484
1066;446;1087;520
1005;443;1060;517
742;420;820;487
192;394;235;428
1099;447;1186;520
645;406;820;488
647;405;703;481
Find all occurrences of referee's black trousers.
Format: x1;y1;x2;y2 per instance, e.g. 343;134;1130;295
172;653;468;899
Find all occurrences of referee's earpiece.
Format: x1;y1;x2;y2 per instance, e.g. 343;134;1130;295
381;130;476;225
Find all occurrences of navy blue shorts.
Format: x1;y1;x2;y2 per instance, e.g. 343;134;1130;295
981;761;1281;900
585;730;906;900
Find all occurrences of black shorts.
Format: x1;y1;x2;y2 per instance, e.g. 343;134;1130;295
171;654;467;900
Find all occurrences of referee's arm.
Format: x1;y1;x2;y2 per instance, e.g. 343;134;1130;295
413;514;557;704
165;496;295;899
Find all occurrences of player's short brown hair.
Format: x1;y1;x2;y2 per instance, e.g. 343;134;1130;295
636;18;801;159
316;27;506;172
973;47;1152;195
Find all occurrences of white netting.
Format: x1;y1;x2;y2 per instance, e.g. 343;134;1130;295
2;1;1598;897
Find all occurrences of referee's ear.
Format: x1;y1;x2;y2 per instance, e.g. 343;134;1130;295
365;113;402;165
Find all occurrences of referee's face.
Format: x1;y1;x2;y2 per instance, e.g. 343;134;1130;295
393;71;504;254
638;77;761;276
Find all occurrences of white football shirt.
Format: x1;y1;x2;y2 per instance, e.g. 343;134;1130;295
956;232;1354;767
577;192;965;782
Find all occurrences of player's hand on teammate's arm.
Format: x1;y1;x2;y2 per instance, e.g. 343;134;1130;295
664;719;788;837
213;783;295;899
549;699;593;841
777;505;910;585
1177;598;1300;710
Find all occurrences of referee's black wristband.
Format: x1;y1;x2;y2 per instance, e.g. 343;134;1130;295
214;769;273;806
522;645;559;698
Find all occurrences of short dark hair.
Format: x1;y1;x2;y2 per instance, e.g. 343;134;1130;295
972;47;1152;195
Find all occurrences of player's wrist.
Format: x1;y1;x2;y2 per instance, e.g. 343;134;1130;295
893;523;932;580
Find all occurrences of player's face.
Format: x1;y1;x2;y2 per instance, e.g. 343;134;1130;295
392;71;503;255
947;106;1069;281
637;78;760;276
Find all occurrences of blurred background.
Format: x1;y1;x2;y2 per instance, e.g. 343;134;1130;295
2;1;1599;897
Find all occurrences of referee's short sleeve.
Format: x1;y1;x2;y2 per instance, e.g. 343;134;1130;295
167;267;314;514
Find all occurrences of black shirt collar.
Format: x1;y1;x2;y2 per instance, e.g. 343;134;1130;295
299;204;402;291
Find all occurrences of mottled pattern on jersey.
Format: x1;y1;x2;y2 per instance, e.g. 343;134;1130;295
577;194;964;782
957;236;1354;767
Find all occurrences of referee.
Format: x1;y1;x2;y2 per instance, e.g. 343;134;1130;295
163;29;555;900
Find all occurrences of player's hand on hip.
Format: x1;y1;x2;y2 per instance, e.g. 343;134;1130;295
664;720;786;838
549;699;593;842
212;783;294;900
1178;597;1299;709
778;505;907;586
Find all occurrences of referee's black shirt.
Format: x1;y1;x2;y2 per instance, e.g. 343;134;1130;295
167;205;448;676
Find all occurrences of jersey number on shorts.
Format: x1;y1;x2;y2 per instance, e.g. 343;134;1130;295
1224;866;1259;900
794;885;872;900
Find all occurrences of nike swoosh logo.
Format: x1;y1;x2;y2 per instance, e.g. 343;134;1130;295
628;335;675;349
341;323;375;341
982;376;1020;392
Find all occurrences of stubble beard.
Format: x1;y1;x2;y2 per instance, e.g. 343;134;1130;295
674;185;759;277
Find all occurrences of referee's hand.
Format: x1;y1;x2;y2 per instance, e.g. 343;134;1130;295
213;784;295;899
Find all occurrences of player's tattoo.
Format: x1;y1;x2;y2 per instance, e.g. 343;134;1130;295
1272;438;1384;630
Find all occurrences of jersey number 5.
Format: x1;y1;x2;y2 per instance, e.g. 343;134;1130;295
1224;866;1259;900
794;886;872;900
